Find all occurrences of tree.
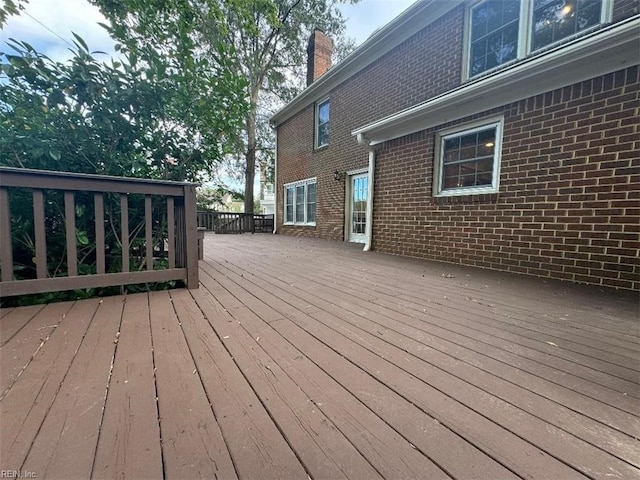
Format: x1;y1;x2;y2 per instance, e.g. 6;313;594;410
92;0;358;213
0;0;28;27
208;0;358;214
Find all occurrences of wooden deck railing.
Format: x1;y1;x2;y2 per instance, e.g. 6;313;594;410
197;212;273;234
0;167;199;297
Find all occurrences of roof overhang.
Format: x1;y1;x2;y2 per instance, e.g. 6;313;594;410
270;0;464;127
353;16;640;146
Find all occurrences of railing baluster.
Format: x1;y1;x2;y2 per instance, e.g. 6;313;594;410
145;195;153;270
167;197;175;269
0;187;13;282
64;191;78;276
120;194;129;273
175;198;185;268
94;193;105;275
32;190;47;278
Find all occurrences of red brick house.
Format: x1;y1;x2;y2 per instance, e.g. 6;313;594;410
271;0;639;290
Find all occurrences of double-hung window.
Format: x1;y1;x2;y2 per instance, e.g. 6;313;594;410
315;99;330;149
433;118;503;196
467;0;609;78
284;178;317;225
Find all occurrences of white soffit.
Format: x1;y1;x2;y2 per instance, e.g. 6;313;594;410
352;16;640;146
270;0;464;127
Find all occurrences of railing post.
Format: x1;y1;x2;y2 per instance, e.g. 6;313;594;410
183;185;199;289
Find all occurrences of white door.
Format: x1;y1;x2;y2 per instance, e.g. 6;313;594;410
349;173;368;243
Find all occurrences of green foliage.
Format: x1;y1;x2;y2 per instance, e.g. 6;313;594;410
0;35;247;181
0;0;28;27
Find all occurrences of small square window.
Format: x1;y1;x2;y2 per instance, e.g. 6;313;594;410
315;99;330;149
434;119;503;196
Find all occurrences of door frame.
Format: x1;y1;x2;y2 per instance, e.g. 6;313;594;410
344;167;369;243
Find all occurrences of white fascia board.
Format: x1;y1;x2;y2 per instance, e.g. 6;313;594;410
270;0;464;127
352;16;640;146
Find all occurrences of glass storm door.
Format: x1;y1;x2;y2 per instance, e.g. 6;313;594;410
349;173;368;243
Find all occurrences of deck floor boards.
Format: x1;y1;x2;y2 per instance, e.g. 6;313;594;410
1;233;638;479
206;258;626;479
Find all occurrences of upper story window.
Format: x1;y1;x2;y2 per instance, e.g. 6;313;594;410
315;98;330;149
433;117;503;197
470;0;521;77
284;178;316;225
532;0;603;50
467;0;608;78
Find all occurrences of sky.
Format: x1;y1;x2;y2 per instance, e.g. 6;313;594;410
1;0;416;62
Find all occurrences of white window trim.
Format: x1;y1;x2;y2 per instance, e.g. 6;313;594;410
433;116;504;197
283;177;317;226
315;98;330;149
463;0;614;81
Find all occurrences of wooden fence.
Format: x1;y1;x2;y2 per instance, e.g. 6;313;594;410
197;211;274;234
0;167;199;297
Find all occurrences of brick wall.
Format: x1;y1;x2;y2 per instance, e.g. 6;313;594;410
373;66;639;290
277;4;465;239
276;1;639;289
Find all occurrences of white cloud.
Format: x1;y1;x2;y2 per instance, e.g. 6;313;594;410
1;0;116;62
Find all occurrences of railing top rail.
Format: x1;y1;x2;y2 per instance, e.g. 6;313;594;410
0;167;197;196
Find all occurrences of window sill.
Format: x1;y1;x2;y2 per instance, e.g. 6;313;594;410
435;186;498;197
433;192;499;205
314;144;329;152
283;222;317;227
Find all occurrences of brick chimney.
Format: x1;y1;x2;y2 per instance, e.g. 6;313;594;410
307;29;333;86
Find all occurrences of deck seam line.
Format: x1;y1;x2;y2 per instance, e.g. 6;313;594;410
147;292;168;480
0;303;74;401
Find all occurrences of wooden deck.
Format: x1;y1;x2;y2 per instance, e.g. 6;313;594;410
1;233;639;480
